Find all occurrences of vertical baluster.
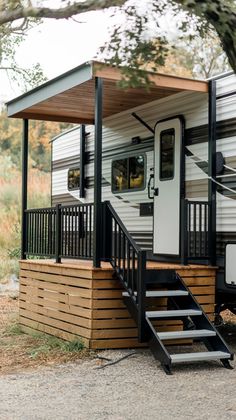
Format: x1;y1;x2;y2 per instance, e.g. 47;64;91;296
118;226;121;271
89;205;92;258
37;211;39;255
127;242;130;290
131;247;135;294
72;206;75;257
65;207;67;257
49;209;52;256
114;221;117;267
204;204;208;257
37;211;40;255
43;210;46;256
193;203;196;257
40;210;43;255
33;212;35;254
122;232;126;283
27;212;29;254
188;203;191;257
81;206;85;257
85;205;88;258
41;210;43;255
69;206;72;257
74;206;77;258
199;204;202;257
54;208;57;256
50;209;52;256
77;206;81;257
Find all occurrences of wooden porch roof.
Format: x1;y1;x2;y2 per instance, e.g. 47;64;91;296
7;61;208;124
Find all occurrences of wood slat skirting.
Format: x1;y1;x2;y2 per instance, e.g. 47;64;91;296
19;260;217;349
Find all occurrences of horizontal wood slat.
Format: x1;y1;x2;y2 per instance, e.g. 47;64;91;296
19;260;216;349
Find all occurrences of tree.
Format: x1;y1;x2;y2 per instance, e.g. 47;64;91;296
0;1;46;91
0;0;235;85
161;34;230;79
0;110;73;171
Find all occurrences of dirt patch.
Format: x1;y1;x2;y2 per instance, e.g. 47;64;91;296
0;296;89;375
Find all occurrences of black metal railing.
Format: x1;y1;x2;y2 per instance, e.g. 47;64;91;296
184;199;210;260
60;204;93;260
105;202;147;342
25;203;94;261
25;207;56;257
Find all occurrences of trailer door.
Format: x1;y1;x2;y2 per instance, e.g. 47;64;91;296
153;117;183;256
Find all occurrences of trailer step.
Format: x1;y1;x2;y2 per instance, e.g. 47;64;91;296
122;290;188;298
171;351;231;364
157;329;216;340
146;309;202;318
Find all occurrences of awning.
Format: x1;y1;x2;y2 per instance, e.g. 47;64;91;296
7;61;208;124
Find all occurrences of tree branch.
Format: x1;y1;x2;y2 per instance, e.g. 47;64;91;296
172;0;236;72
0;0;127;26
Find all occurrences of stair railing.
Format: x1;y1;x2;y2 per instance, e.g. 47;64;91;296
104;201;147;342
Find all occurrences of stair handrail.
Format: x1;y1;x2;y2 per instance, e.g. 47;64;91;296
105;201;147;342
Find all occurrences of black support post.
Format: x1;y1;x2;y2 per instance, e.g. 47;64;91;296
80;124;86;198
55;204;62;263
21;119;29;260
93;77;103;268
208;80;217;266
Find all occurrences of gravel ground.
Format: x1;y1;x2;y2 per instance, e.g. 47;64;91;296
0;345;235;420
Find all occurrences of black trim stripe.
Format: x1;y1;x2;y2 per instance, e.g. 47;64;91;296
186;117;236;146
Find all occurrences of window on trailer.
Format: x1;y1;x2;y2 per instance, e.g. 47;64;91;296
112;154;145;193
68;167;80;191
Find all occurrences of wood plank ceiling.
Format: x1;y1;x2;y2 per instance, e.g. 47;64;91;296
7;61;209;124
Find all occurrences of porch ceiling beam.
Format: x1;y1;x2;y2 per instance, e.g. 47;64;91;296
93;61;208;93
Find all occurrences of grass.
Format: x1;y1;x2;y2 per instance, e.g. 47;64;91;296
0;168;50;282
28;335;85;359
0;303;88;375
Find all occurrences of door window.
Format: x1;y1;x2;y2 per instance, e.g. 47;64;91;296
160;129;175;180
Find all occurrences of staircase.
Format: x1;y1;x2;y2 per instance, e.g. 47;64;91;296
123;270;233;374
105;202;234;374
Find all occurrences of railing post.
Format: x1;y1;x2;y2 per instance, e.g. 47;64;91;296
55;204;62;263
21;119;28;260
137;250;147;342
102;201;112;261
180;198;188;265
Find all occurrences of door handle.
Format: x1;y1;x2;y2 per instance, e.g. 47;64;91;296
153;188;159;196
148;173;154;199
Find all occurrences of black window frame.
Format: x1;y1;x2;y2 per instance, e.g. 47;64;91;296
67;166;81;191
159;128;175;181
111;153;146;194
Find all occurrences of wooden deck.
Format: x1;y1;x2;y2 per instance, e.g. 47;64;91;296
19;259;217;349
